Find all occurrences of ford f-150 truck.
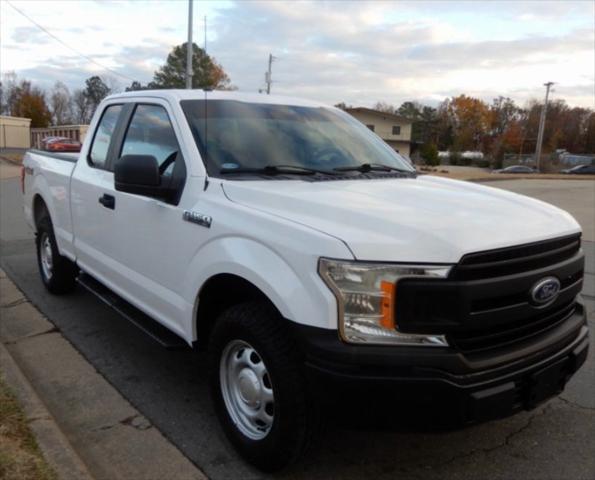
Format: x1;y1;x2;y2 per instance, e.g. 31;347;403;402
22;90;588;471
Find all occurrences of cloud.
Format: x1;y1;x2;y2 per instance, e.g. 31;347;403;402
12;25;51;44
1;0;593;108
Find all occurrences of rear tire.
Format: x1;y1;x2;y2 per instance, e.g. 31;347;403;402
208;301;318;472
35;211;77;294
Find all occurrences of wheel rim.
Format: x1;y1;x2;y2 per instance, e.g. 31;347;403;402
40;233;53;280
219;339;274;440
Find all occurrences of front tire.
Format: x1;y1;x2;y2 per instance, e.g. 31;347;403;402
35;212;77;294
209;301;317;472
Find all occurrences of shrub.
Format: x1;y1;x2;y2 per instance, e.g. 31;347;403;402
420;143;440;166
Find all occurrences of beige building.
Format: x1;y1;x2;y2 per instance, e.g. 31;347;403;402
345;107;413;158
0;115;32;149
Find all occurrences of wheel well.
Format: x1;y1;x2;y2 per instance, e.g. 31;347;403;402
33;195;48;228
196;274;273;350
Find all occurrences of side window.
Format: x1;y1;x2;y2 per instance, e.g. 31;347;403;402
89;105;122;169
120;104;180;175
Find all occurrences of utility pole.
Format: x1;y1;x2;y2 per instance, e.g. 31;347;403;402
265;53;275;94
185;0;193;89
534;81;554;171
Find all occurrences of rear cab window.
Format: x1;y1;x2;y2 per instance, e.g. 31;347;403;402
88;104;123;169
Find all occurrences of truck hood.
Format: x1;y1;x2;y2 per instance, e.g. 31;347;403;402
221;175;581;263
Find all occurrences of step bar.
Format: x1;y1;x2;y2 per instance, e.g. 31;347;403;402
77;273;188;350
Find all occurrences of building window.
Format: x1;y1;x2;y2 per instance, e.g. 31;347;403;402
366;124;375;132
392;125;401;135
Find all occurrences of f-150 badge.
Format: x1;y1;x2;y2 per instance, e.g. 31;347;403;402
183;210;212;228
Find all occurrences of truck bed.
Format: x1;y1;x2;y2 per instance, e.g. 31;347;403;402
23;149;79;260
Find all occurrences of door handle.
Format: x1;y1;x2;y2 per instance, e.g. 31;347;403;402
98;194;115;210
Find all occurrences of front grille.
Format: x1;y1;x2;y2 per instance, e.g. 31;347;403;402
396;234;585;358
448;301;576;355
451;234;581;280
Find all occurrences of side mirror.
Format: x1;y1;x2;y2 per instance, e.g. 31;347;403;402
114;155;171;199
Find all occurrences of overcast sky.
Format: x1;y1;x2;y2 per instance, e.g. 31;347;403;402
1;0;594;109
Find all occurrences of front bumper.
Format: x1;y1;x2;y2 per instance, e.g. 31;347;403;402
290;302;589;428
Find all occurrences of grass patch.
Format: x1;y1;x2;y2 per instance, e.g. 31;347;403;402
0;377;57;480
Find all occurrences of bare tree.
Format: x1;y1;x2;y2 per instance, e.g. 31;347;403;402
50;81;73;125
105;75;122;94
0;71;19;115
72;89;91;124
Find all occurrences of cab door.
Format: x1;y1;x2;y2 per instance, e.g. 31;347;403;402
103;101;206;338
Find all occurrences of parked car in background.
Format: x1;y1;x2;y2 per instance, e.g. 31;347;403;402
560;164;595;175
493;165;536;174
41;136;82;152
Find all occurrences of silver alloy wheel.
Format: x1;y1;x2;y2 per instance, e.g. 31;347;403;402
40;233;53;280
219;339;274;440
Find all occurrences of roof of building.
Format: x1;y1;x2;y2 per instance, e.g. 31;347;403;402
344;107;412;124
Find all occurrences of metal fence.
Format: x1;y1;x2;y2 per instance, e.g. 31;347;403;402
30;125;89;149
503;153;595;169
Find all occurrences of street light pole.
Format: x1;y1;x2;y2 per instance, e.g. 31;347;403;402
265;53;275;94
185;0;193;89
535;81;554;171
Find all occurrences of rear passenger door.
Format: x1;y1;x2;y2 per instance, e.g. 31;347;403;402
70;103;125;279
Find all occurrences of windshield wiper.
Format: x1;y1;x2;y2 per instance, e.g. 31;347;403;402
333;163;413;174
220;164;338;176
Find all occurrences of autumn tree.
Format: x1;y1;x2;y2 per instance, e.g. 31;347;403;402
584;112;595;153
445;95;491;151
150;42;233;90
7;80;51;127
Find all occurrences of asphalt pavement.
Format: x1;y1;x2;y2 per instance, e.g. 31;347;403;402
1;164;593;480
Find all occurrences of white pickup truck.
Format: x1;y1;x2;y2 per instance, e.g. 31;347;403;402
23;90;588;471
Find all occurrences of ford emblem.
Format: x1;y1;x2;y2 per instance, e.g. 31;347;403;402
530;277;561;305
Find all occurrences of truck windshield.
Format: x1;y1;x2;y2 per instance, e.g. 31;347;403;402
180;100;414;178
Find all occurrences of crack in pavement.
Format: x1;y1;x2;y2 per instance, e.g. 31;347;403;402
94;414;152;433
379;405;552;479
1;297;28;308
557;395;595;411
2;326;60;345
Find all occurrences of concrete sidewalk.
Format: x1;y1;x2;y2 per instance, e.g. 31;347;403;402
0;269;207;480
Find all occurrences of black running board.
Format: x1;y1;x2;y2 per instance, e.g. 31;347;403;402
77;273;188;350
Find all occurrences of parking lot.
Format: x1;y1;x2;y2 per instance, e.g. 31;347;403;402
1;165;593;480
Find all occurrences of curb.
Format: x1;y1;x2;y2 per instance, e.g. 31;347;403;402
0;341;95;480
0;154;23;165
0;268;208;480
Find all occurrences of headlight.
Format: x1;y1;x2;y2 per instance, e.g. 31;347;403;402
319;258;452;346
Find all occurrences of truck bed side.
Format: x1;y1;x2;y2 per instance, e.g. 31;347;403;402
23;149;79;260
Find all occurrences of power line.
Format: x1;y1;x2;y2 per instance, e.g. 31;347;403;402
6;0;141;83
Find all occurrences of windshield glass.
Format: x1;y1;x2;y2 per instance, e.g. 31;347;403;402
180;100;414;178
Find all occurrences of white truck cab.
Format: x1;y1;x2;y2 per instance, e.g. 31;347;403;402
23;90;588;471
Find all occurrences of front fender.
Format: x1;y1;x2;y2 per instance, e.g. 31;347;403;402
183;235;341;341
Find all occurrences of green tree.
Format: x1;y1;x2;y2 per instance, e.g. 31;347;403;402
150;42;233;90
83;76;111;112
420;142;439;166
125;81;147;92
